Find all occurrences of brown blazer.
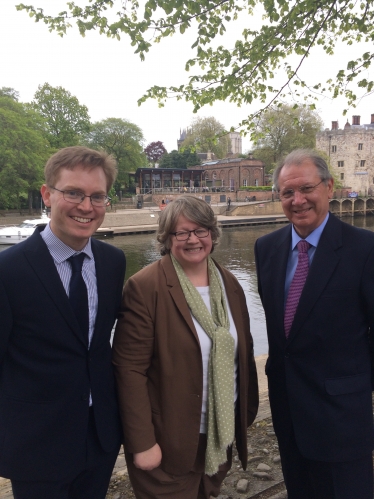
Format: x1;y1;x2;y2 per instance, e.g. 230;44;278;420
112;254;259;475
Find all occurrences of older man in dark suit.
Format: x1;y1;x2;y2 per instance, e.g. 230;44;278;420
0;146;126;499
255;149;374;498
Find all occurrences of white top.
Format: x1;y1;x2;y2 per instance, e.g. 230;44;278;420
191;275;238;433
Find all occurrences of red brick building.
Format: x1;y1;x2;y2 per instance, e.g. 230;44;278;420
191;156;265;191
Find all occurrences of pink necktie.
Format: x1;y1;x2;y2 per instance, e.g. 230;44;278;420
284;240;310;337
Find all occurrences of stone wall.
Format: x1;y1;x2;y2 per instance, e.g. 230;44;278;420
317;127;374;194
103;211;159;227
230;201;284;216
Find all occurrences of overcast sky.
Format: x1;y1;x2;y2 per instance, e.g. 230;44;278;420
2;0;374;153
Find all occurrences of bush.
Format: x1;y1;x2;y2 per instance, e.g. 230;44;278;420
239;186;272;191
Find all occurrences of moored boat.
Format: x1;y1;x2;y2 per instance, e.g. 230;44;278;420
0;213;49;245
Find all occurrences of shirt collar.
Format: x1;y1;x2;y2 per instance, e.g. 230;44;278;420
41;222;94;263
291;212;329;250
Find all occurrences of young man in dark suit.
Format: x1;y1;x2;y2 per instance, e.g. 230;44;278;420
0;146;126;499
255;149;374;499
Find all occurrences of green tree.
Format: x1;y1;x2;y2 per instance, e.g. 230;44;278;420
17;1;374;129
0;87;19;101
0;96;51;211
159;148;201;169
32;83;90;148
84;118;146;190
181;117;229;159
252;104;324;173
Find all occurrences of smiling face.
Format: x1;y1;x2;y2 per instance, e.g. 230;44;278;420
41;164;107;250
170;214;213;274
278;159;333;238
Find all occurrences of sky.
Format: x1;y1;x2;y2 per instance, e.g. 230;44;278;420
1;0;374;153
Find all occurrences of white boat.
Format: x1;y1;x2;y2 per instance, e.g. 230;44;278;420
0;213;49;245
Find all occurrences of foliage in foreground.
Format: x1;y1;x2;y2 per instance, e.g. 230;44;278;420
17;0;374;134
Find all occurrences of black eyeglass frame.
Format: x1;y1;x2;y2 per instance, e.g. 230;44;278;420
50;186;111;206
169;228;210;241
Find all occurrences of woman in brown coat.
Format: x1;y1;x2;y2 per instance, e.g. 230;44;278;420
113;195;258;499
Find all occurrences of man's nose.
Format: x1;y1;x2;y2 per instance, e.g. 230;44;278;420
78;195;92;209
292;190;306;203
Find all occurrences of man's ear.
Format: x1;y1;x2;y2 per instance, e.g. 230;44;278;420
41;184;51;207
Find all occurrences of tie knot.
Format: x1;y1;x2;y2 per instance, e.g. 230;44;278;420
297;240;310;254
67;253;86;272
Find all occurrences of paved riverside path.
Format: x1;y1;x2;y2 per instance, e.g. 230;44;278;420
0;356;269;498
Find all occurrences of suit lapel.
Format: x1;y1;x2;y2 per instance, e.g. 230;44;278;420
23;230;86;345
270;225;292;333
90;239;109;348
161;255;200;343
287;214;342;341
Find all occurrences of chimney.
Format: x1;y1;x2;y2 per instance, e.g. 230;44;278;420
352;115;360;125
371;114;374;124
331;121;338;130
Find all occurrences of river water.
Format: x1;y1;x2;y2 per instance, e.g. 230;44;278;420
2;216;374;356
105;216;374;356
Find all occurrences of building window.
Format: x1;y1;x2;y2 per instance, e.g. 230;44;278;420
332;145;337;153
360;160;366;167
358;143;363;150
338;161;344;167
340;173;344;180
255;179;258;187
243;179;248;187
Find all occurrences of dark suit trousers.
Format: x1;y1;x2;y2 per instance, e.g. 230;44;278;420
11;409;119;499
279;428;373;499
125;434;232;499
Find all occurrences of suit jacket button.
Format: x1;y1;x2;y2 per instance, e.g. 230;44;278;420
285;352;290;358
82;394;88;401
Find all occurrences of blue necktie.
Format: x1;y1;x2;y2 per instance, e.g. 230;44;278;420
67;253;89;342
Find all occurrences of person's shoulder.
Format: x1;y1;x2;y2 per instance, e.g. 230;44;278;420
255;223;290;247
213;259;241;288
130;257;163;281
0;231;41;266
91;238;125;261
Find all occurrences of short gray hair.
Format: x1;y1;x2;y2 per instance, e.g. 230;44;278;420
157;195;221;256
273;149;333;191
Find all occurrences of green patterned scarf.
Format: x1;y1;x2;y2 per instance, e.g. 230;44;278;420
171;254;235;475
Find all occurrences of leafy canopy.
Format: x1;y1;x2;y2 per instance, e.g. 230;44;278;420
181;116;229;159
159;148;202;169
32;83;91;148
0;96;51;210
83;117;146;190
252;104;324;173
144;141;167;166
17;0;374;132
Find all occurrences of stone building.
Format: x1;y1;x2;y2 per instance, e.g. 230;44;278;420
316;115;374;194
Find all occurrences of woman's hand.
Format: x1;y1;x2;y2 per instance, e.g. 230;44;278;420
133;443;162;470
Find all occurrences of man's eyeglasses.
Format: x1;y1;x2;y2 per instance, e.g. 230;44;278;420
50;187;111;207
279;180;325;200
170;228;210;241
